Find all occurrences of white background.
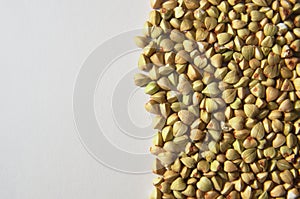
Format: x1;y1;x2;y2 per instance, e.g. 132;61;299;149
0;1;155;198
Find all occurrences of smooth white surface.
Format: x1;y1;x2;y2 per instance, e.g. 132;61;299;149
0;1;154;198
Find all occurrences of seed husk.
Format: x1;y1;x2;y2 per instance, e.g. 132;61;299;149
134;73;151;87
138;54;151;72
251;83;265;98
210;54;223;68
279;170;293;184
158;152;176;166
241;186;253;199
177;75;193;95
224;71;240;84
272;134;286;148
243;137;258;149
145;82;160;95
242;148;257;163
182;185;195;197
183;40;196;52
180;19;193;31
210;176;222;192
217;33;232;45
157;77;172;91
263;23;278;36
205;98;219;113
162;127;173;142
173;7;184;19
134;36;150;48
152;116;166;131
205;17;218;31
221;89;236;104
181;157;196;168
279;99;293;112
175;50;190;65
197;177;213;192
184;0;199;10
163;141;179;154
253;0;268;6
150;0;163;9
241;172;255;185
190;129;205;141
266;87;280;102
251;122;265;140
251;10;266;22
224;160;238;172
287;188;300;199
197;160;210;173
173;135;188;146
202;82;221;97
256;169;268;181
160;39;174;52
162;0;178;10
150;187;162;199
242;45;255;61
150;53;165;66
187;64;201;81
178;110;195;125
173;121;188;137
270;185;286;197
231;19;247;29
263;147;276;159
221;182;234;195
286;133;297;148
229;117;244;130
293;78;300;91
244;104;259;118
158;66;174;76
261;36;274;48
171;177;186;191
149;65;160;81
160;181;171;194
291;39;300;52
145;100;161;115
170;29;185;43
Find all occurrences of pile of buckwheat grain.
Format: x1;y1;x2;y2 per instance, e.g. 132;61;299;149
134;0;300;198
